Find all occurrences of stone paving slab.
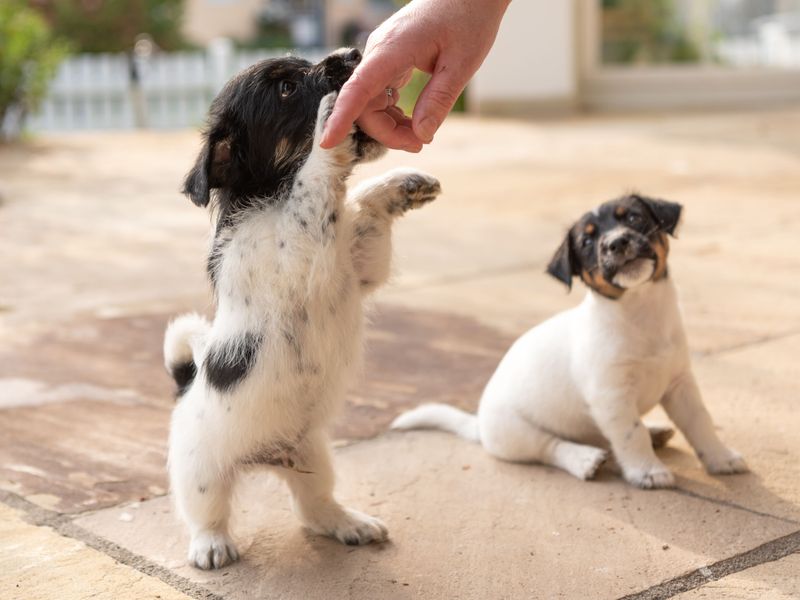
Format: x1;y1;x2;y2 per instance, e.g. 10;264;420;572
74;432;796;600
0;304;508;513
0;503;191;600
676;553;800;599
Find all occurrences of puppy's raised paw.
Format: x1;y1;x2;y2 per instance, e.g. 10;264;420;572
626;463;675;489
379;168;441;215
702;448;749;475
189;530;239;570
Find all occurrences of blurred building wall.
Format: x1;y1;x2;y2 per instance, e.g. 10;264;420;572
468;0;578;116
183;0;263;45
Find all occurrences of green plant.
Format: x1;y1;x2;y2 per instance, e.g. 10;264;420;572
42;0;187;53
0;1;69;140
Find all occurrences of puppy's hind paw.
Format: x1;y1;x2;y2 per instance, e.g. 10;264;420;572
703;448;749;475
307;506;388;546
625;464;675;489
188;530;239;570
567;447;608;481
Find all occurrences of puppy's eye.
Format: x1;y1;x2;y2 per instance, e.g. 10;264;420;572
279;80;296;98
627;212;644;226
582;237;594;248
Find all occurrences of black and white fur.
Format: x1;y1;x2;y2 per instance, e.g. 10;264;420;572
164;49;441;569
392;195;747;489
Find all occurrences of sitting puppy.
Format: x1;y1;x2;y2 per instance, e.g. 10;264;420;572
163;48;441;569
392;195;747;489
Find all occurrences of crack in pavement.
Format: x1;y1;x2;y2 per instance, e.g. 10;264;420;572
694;329;800;360
671;486;800;526
0;491;222;600
619;528;800;600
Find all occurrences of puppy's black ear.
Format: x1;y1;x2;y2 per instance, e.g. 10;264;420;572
547;233;577;291
638;196;683;236
182;138;232;207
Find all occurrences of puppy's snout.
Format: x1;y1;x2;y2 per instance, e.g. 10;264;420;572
342;48;362;68
607;236;630;255
323;48;362;88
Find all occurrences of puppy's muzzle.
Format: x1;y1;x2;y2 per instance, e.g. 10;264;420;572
323;48;362;90
600;230;656;277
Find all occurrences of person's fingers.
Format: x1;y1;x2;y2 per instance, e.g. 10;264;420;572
356;107;422;152
320;50;409;148
411;59;468;143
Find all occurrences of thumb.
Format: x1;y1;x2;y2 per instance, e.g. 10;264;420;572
412;61;467;144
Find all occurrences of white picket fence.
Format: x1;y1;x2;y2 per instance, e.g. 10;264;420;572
28;41;328;132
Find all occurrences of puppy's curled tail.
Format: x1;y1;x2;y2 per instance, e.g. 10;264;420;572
163;313;210;397
390;403;479;442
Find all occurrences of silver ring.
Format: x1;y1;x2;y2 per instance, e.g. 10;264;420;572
385;87;394;97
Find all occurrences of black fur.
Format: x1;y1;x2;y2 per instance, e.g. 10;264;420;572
204;332;263;393
171;360;197;397
547;193;683;289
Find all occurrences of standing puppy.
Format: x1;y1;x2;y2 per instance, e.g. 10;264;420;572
392;195;747;489
164;49;441;569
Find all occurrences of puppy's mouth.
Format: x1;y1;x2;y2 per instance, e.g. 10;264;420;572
610;255;656;288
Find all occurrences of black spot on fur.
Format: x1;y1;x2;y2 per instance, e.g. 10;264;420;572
171;361;197;398
198;485;207;494
204;332;263;393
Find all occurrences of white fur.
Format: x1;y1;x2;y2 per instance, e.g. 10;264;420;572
392;276;748;487
167;94;440;569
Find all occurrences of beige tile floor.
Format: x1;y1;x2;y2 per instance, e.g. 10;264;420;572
1;107;799;599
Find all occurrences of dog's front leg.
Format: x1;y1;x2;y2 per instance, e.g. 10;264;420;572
662;372;748;475
275;428;388;545
347;168;441;295
589;393;675;489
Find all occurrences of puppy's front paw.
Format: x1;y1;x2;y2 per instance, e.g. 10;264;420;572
702;448;749;475
384;169;441;215
188;530;239;570
625;463;675;489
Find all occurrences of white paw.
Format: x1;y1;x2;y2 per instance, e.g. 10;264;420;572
702;448;749;475
625;463;675;489
566;447;608;481
188;530;239;570
308;506;388;546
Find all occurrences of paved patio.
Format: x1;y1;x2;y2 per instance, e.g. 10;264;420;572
1;107;799;599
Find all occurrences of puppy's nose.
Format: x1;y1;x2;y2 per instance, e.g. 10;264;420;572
343;48;362;68
607;236;630;255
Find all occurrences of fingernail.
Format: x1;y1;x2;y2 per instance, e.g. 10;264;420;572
417;117;438;143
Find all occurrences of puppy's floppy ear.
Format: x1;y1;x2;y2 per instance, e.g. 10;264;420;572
637;195;683;237
547;232;578;291
182;137;232;207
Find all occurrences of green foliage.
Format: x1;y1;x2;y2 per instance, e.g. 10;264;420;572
601;0;701;64
45;0;188;53
397;69;466;116
0;0;69;139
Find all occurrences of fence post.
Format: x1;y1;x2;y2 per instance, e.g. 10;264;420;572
208;37;234;95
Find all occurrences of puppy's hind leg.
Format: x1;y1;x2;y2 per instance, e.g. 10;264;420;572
348;168;441;295
276;429;388;545
169;407;239;569
482;414;608;481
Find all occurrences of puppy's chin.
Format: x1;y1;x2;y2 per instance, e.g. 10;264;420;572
611;258;656;289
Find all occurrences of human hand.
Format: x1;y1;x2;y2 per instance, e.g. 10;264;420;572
320;0;511;152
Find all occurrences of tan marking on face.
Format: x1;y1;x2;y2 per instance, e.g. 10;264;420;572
615;205;627;218
651;233;670;281
274;137;292;166
581;269;624;300
584;223;596;236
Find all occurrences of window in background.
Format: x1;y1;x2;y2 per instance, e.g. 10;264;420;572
600;0;800;69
